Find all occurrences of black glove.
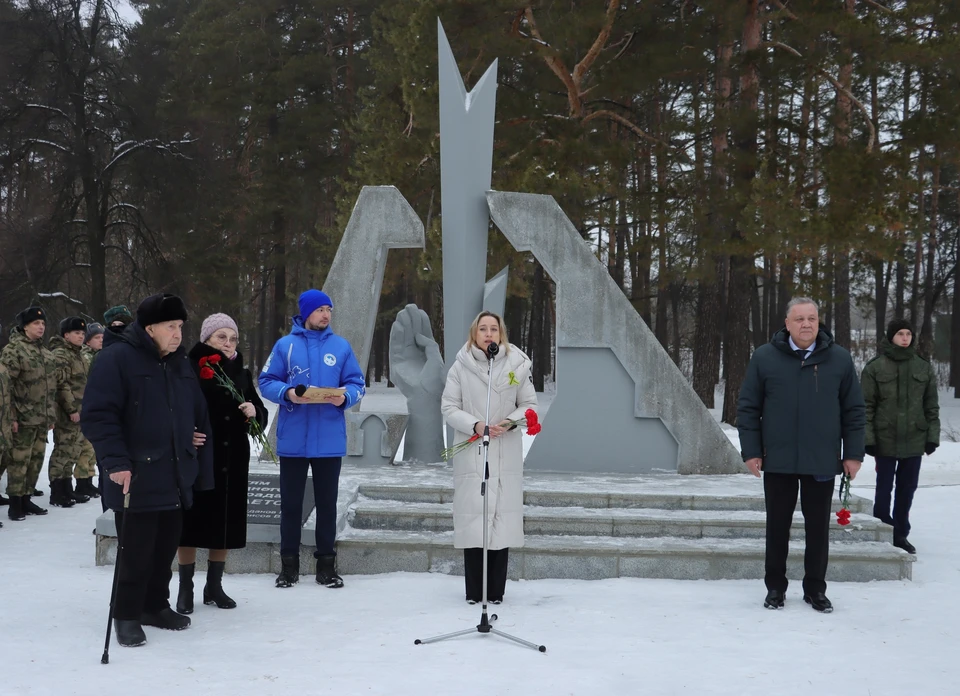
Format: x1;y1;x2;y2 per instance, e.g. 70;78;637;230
925;442;938;455
864;445;877;457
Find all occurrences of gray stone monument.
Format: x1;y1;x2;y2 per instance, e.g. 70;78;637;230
438;21;505;367
323;185;424;466
306;24;743;476
486;192;743;475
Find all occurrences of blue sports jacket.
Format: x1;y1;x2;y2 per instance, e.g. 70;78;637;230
258;317;365;458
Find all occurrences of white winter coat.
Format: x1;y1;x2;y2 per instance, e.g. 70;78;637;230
441;342;538;550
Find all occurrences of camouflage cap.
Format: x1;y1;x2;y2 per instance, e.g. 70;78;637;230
17;306;45;328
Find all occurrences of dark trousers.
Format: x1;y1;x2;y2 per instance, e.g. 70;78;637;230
763;473;834;596
463;548;509;602
112;509;182;621
279;457;342;558
874;456;922;539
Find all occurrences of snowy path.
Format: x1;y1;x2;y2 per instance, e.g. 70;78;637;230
2;457;959;694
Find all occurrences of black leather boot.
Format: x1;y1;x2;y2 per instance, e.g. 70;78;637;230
77;477;100;498
114;620;147;647
7;495;25;521
67;478;90;504
276;555;299;588
141;607;190;630
315;554;344;588
49;480;75;508
203;560;237;608
176;563;195;615
22;494;48;515
803;592;834;613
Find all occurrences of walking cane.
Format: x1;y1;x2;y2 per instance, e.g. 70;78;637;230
101;489;131;664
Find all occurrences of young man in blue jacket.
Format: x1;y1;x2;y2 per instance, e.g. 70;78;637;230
259;289;365;588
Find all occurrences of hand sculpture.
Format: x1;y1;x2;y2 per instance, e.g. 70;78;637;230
389;304;447;463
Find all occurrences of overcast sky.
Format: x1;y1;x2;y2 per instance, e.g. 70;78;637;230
116;0;140;25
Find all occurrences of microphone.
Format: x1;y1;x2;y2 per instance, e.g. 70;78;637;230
294;384;307;397
486;342;499;359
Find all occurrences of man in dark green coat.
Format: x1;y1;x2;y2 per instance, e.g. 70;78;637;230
737;297;865;614
860;318;939;555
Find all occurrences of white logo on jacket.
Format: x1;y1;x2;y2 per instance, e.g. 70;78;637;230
324;353;337;366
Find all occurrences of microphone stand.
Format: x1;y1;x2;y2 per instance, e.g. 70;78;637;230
415;342;545;653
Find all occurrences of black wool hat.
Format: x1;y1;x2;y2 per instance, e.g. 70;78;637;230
59;316;87;336
886;318;914;345
17;306;45;328
136;293;188;327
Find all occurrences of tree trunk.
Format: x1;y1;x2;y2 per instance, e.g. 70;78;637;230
692;31;733;408
952;216;960;392
831;0;855;350
918;153;940;358
721;0;761;426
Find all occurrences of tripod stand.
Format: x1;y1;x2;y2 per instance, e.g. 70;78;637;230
415;342;545;653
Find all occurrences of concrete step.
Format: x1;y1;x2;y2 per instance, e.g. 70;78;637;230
336;528;912;582
349;499;890;543
357;483;873;514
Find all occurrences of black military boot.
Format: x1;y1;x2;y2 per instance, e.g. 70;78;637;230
7;495;25;521
176;563;195;615
276;555;299;588
203;560;237;608
22;494;49;515
49;480;75;508
315;554;344;588
77;477;100;498
114;620;147;648
67;478;90;504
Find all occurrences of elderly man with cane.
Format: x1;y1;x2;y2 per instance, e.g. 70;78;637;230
82;293;214;651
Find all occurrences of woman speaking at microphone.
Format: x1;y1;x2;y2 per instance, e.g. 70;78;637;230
440;311;538;604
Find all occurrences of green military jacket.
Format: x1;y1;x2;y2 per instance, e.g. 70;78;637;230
50;335;88;426
80;345;97;371
861;337;939;458
0;327;57;428
0;364;11;452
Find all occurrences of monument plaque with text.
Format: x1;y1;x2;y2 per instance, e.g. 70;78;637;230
247;474;314;525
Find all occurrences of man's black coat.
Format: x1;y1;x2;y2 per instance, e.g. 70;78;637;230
81;322;214;512
737;326;866;476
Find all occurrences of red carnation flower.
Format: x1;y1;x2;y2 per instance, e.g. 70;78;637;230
527;423;542;436
207;354;222;364
524;408;539;426
198;356;208;367
199;366;215;380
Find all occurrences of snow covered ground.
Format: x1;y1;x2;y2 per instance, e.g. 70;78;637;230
2;391;959;695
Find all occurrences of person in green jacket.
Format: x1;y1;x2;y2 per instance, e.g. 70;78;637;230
737;297;865;614
860;318;939;555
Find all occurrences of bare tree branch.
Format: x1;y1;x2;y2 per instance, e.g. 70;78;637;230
765;41;877;151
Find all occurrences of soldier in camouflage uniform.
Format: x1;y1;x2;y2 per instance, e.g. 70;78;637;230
0;360;11;514
2;306;56;522
49;317;97;507
81;322;104;370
